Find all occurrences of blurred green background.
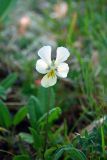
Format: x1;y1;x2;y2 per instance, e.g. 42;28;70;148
0;0;107;159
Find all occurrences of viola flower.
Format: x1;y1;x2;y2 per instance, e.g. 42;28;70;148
36;46;70;88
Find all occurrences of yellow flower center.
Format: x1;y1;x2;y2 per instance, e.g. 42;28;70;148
47;69;55;78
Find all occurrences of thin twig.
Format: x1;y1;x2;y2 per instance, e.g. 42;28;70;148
6;102;26;106
0;149;14;156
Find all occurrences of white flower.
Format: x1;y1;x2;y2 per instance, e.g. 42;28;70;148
36;46;70;88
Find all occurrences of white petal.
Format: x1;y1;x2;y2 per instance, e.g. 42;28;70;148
55;47;70;65
36;59;48;74
56;63;69;78
38;46;52;65
41;73;57;88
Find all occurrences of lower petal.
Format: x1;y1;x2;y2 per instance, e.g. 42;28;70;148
41;73;57;88
56;63;69;78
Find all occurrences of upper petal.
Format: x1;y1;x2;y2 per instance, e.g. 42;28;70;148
56;63;69;78
38;46;52;65
41;73;57;88
36;59;48;74
55;47;70;65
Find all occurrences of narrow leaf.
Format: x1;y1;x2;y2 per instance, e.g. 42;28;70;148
0;0;17;21
27;96;42;128
0;100;12;128
19;132;33;144
13;106;27;126
38;107;61;127
13;155;29;160
29;127;42;150
1;73;17;90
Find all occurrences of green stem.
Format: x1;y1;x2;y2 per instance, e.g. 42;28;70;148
43;87;51;159
101;125;105;159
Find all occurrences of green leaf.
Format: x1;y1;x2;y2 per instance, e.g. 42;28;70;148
45;147;57;160
69;148;86;160
54;145;86;160
27;96;42;128
0;85;6;99
0;73;17;90
19;132;33;144
38;107;61;127
0;100;12;128
0;0;16;21
13;155;29;160
13;106;27;126
29;127;42;150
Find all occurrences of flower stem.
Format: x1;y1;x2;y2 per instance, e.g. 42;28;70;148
43;87;51;159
